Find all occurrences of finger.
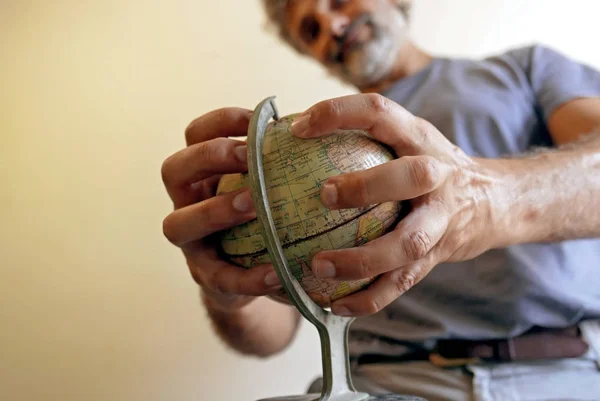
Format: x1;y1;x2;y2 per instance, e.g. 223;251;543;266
320;156;451;209
290;93;450;156
185;107;252;145
161;137;247;208
329;253;438;317
310;202;448;280
163;188;256;248
192;174;223;202
187;244;283;296
171;174;223;211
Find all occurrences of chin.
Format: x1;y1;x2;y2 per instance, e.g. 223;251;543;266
331;17;408;88
327;36;398;89
344;40;398;87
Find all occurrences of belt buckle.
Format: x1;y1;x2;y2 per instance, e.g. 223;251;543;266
428;352;480;368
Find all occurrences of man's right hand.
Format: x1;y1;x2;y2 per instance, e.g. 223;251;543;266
161;107;282;312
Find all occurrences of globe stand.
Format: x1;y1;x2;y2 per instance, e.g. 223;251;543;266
245;97;427;401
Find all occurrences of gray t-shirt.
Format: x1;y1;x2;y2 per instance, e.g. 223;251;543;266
348;44;600;355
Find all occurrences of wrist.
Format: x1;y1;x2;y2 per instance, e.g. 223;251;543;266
475;145;593;248
200;288;256;315
475;157;540;249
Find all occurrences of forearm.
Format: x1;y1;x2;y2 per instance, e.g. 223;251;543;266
484;130;600;247
201;290;301;358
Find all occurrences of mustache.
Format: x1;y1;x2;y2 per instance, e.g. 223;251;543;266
328;12;374;64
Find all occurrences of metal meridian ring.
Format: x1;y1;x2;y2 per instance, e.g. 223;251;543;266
246;97;369;401
246;96;330;326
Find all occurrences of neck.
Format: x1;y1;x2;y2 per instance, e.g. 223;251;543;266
357;41;434;94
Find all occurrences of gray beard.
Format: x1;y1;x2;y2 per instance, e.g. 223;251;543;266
343;32;399;86
327;13;409;88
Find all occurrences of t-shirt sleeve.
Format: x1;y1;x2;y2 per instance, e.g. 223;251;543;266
508;44;600;122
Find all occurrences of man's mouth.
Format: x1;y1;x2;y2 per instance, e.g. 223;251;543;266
332;14;372;64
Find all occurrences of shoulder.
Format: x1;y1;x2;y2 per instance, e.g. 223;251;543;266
499;43;558;57
485;43;547;67
489;43;586;74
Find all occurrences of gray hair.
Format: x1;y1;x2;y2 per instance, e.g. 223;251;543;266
259;0;300;52
259;0;413;53
261;0;287;24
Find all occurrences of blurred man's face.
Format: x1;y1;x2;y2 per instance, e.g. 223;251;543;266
283;0;410;87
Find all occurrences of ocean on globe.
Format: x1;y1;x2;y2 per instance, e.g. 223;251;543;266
216;113;404;307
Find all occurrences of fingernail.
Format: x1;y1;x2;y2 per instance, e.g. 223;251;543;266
264;270;280;286
313;259;336;278
234;145;247;163
333;305;352;316
291;113;310;137
232;190;253;213
321;182;338;207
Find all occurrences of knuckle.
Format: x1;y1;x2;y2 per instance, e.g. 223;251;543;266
411;117;433;148
194;141;212;164
392;270;417;294
403;230;432;260
195;138;228;165
162;215;180;245
214;107;237;125
356;253;376;278
414;116;433;136
184;117;200;145
350;173;372;205
363;298;383;315
365;93;390;115
185;108;243;145
160;155;174;187
410;156;442;191
195;205;215;232
316;99;341;121
187;262;205;287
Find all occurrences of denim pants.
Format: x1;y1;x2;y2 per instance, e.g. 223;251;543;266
307;321;600;401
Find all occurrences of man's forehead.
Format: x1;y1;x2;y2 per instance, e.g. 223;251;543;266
283;0;318;24
280;0;307;29
285;0;307;15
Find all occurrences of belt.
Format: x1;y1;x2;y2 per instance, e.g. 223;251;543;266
352;325;590;368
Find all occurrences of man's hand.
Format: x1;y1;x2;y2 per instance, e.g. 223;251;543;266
290;93;501;317
161;108;282;312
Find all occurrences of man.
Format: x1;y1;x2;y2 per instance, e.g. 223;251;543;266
161;1;600;400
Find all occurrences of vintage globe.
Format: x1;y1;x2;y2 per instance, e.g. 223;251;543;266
216;113;404;307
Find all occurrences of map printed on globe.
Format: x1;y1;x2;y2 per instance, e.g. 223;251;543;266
216;114;404;307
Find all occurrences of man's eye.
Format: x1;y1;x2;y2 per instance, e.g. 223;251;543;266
300;16;320;43
331;0;347;10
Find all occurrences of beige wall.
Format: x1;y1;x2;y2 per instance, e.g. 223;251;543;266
1;1;599;401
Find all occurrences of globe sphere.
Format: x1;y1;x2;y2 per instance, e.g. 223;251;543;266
216;113;403;307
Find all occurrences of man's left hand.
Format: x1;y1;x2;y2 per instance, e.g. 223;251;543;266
291;93;501;317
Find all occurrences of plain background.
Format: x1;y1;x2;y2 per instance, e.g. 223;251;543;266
2;1;600;401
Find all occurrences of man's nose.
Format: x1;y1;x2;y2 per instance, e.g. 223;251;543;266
315;12;349;40
329;13;350;38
